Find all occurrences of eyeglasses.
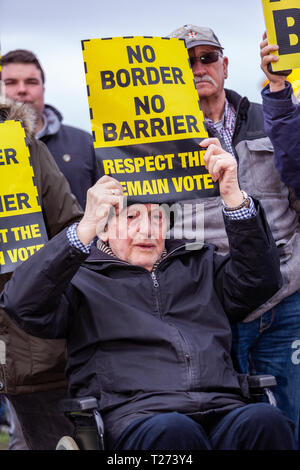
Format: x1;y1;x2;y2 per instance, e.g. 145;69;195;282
189;51;220;67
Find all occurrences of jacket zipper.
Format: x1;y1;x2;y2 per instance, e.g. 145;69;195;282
151;271;159;288
177;329;193;389
151;271;161;317
149;246;188;318
151;270;193;388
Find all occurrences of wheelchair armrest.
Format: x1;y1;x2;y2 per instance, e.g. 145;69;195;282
247;374;277;389
58;396;99;413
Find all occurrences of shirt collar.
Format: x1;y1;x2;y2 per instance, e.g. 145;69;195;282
205;98;236;130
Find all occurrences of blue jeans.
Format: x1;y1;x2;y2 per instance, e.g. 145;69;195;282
0;397;6;423
231;291;300;448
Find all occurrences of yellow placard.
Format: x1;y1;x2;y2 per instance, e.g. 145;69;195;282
0;120;41;216
0;120;48;273
262;0;300;71
263;67;300;96
82;36;207;148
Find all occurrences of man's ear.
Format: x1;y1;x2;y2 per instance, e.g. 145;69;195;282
223;56;229;79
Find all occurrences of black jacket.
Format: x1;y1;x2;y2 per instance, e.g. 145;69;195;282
0;203;282;445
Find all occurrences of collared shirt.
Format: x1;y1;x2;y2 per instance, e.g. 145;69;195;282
222;197;256;220
205;99;236;157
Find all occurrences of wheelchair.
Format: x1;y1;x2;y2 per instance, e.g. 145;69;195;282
56;374;277;450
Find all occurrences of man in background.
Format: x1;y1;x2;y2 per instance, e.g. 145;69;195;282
1;49;100;209
168;24;300;448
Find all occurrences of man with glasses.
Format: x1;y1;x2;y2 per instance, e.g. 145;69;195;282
169;26;232;154
168;24;300;449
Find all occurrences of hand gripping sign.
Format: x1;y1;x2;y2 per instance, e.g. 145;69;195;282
82;36;219;204
0;120;48;274
262;0;300;71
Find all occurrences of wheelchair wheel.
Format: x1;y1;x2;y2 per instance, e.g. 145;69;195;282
56;435;80;450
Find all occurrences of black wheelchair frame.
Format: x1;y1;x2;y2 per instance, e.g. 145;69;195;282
56;374;277;450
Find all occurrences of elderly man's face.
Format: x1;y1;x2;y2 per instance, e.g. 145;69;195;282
189;45;228;100
101;203;168;271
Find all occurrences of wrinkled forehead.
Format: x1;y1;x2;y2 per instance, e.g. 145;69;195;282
105;203;168;242
108;203;166;224
107;202;168;227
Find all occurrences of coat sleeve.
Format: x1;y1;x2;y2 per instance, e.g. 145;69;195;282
0;229;88;339
262;83;300;200
31;139;84;238
213;201;282;322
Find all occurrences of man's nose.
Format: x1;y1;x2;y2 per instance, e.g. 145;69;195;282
16;82;27;94
192;60;208;76
136;214;152;236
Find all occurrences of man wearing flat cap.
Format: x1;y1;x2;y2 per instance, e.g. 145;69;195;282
168;24;300;449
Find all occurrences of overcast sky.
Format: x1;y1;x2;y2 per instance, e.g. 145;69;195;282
1;0;267;133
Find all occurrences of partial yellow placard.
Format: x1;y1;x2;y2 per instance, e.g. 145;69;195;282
0;120;41;217
263;67;300;96
262;0;300;71
82;36;207;148
0;120;48;273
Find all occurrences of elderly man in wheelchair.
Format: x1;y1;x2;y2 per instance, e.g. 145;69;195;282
0;139;296;450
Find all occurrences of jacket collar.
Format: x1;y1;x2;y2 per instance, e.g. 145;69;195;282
225;88;250;119
36;104;62;138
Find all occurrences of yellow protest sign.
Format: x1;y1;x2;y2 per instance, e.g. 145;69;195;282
262;0;300;71
0;120;48;273
82;36;217;204
263;67;300;96
0;43;3;99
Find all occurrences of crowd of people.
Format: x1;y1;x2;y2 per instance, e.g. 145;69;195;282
0;23;299;451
